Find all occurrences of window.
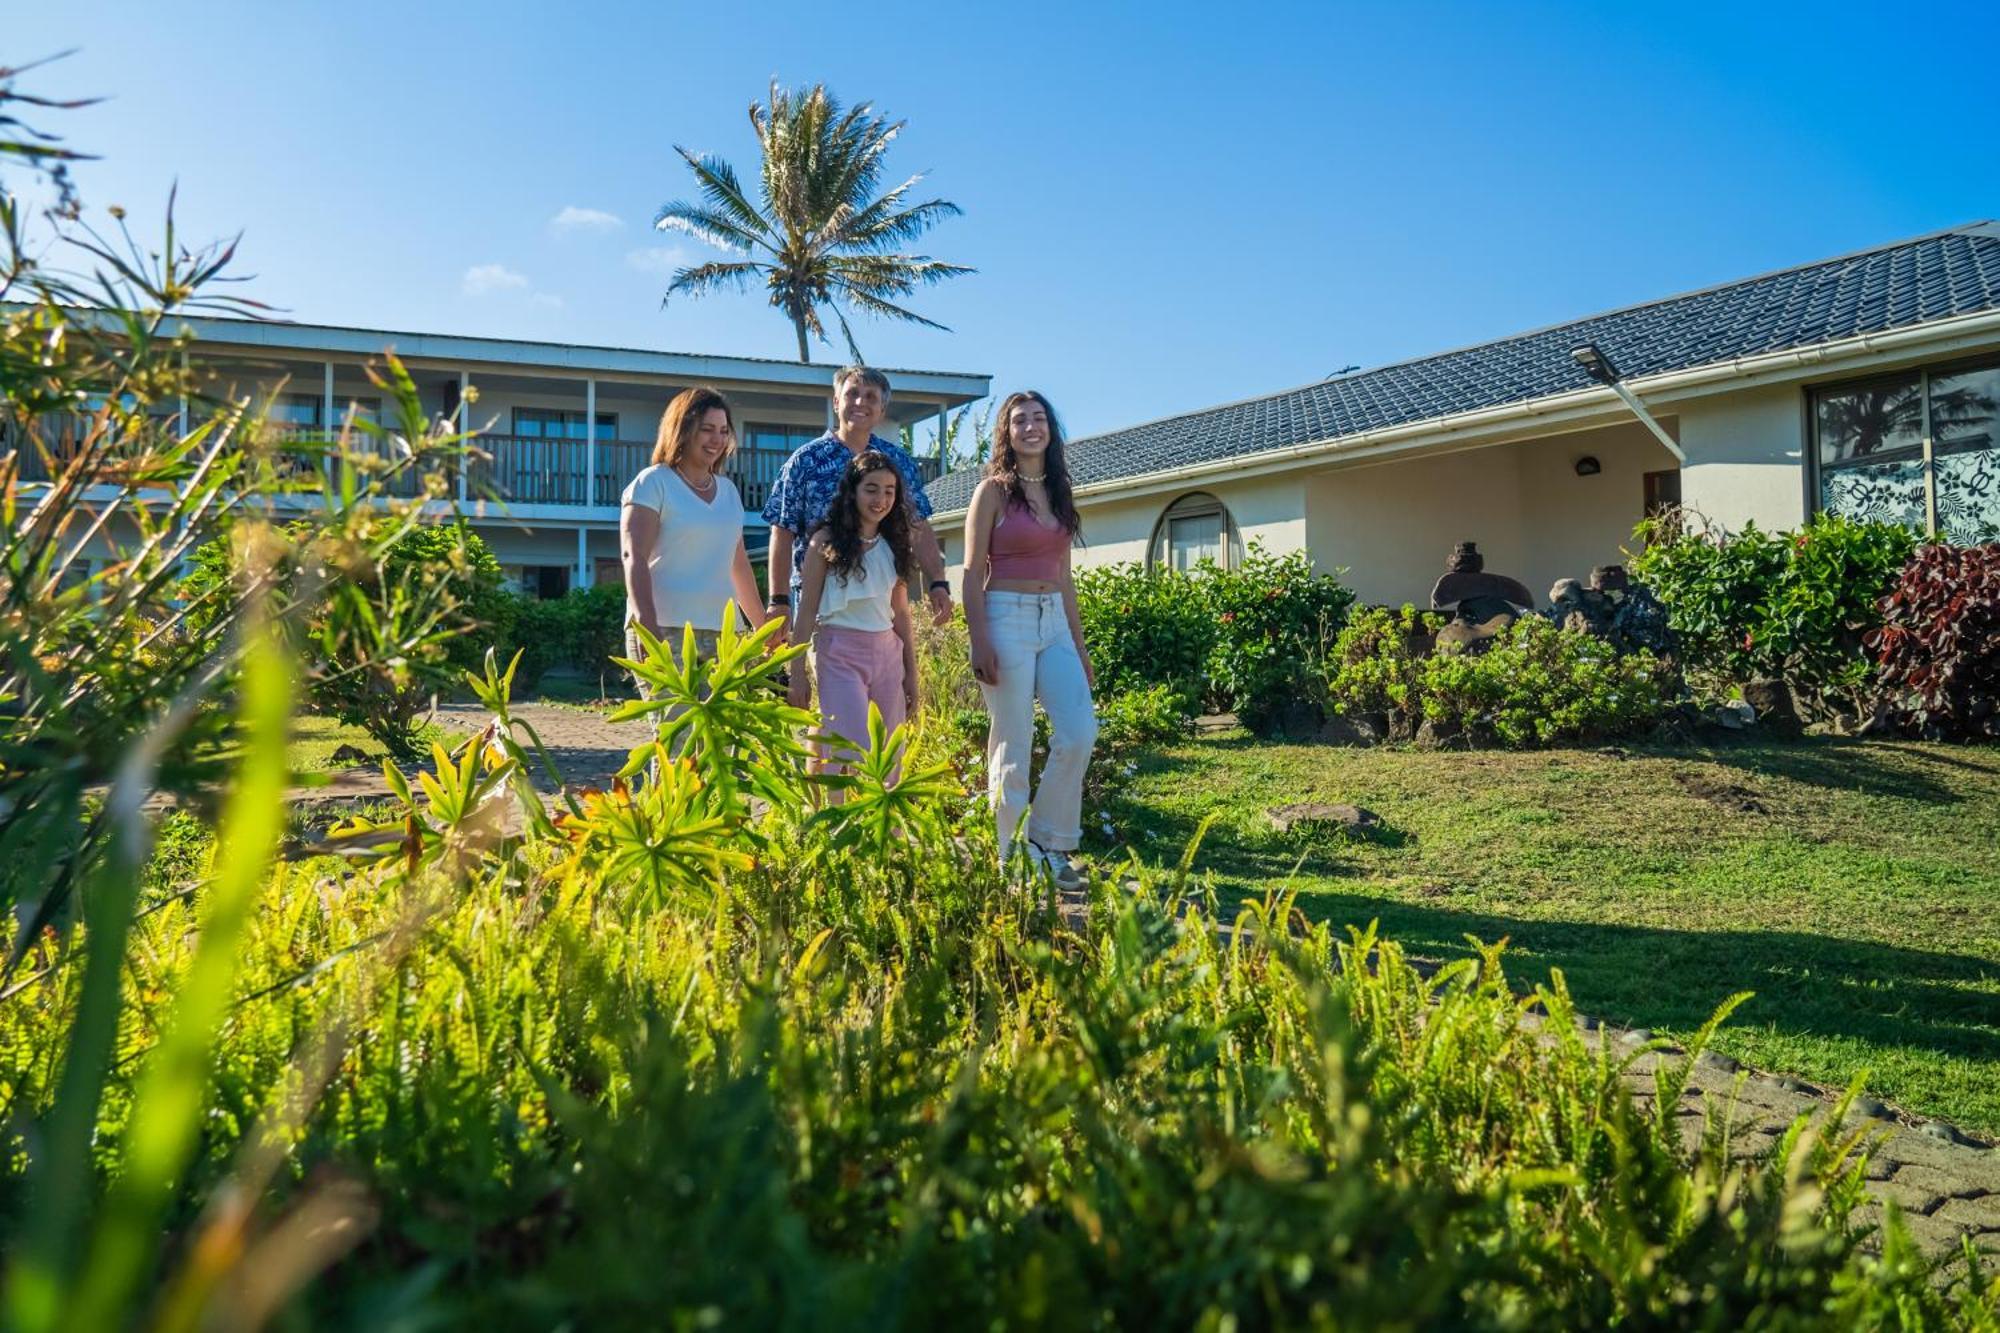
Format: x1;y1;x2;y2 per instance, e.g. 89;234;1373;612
513;407;617;440
1149;492;1238;571
268;394;381;430
1813;356;2000;543
743;424;823;454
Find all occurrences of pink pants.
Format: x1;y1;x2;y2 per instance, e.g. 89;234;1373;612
812;626;906;773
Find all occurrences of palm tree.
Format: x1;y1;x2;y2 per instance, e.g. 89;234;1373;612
654;82;972;363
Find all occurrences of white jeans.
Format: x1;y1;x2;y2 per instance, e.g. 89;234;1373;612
979;591;1098;859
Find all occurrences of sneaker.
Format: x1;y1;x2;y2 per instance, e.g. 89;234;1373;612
1030;842;1085;892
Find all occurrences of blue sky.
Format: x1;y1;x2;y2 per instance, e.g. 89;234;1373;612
13;0;1999;441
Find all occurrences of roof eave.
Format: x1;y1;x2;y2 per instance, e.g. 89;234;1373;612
928;305;2000;523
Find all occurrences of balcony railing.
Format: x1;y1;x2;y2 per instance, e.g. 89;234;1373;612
10;422;945;517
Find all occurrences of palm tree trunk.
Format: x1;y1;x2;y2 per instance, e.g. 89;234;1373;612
793;316;810;363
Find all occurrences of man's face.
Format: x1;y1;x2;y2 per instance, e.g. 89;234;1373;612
835;377;888;434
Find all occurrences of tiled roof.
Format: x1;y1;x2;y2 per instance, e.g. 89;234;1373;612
927;221;2000;513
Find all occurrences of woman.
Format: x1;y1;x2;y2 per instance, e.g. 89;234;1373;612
788;450;920;792
620;386;766;692
961;390;1097;889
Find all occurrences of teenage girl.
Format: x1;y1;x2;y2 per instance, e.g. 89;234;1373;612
788;450;921;788
959;390;1096;888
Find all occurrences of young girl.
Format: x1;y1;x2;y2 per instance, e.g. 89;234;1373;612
960;391;1096;889
788;451;920;788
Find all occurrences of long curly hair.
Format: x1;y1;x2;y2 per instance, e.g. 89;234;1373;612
986;389;1081;535
820;450;916;582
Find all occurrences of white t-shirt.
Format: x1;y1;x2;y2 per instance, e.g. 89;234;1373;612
620;465;744;633
817;537;899;632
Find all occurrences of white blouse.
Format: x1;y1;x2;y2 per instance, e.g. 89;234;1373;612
620;465;744;632
816;538;899;632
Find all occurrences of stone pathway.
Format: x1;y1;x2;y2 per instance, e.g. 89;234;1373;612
430;701;655;793
283;701;654;809
1606;1025;2000;1264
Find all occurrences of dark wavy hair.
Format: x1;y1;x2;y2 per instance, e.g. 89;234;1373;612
986;389;1080;535
820;450;916;583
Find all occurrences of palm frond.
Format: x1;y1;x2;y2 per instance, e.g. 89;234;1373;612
829;284;953;333
669;147;770;241
653;201;764;255
664;260;769;303
825;179;964;253
829;253;975;296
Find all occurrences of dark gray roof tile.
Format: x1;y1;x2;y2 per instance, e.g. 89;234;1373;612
927;223;2000;516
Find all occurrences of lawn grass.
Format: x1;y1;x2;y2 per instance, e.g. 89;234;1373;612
286;715;446;773
1106;730;2000;1138
286;714;393;773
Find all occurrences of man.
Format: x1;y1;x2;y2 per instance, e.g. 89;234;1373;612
762;365;954;641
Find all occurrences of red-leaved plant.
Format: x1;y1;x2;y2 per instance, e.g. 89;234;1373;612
1868;543;2000;740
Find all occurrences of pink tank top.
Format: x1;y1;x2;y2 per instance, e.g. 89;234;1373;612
987;500;1071;582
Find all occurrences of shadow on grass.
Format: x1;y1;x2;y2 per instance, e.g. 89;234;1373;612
1638;734;1984;804
1270;888;1999;1067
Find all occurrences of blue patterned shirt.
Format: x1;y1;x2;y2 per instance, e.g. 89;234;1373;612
762;431;935;593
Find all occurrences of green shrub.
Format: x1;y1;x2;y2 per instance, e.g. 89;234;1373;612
1628;511;1916;716
1075;563;1214;709
183;520;509;755
1076;549;1357;731
1095;684;1195;750
1421;616;1669;747
1870;541;2000;740
1325;604;1442;725
1327;611;1667;748
501;582;628;687
1200;544;1356;733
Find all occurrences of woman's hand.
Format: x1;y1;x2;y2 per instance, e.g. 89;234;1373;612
1080;654;1095;690
787;666;811;710
970;639;999;686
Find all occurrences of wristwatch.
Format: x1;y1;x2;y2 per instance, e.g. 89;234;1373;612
929;580;951;593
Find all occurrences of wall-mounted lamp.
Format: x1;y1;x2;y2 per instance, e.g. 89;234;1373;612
1574;456;1602;477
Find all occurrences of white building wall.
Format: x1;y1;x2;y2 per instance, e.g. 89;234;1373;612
936;472;1308;582
1674;382;1809;533
1303;445;1526;606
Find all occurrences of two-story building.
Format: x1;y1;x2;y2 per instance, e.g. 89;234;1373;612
31;314;989;596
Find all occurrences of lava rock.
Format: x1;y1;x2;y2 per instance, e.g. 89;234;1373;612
1265;802;1382;837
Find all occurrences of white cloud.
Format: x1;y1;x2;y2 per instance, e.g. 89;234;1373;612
462;263;529;296
625;245;691;275
550;205;623;232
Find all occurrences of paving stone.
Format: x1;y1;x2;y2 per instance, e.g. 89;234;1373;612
1876;1131;2000;1188
1895;1163;1986;1201
1898;1210;1988;1257
1936;1196;2000;1233
1920;1120;1986;1149
1874;1179;1945;1215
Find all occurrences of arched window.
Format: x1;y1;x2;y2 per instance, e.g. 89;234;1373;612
1149;492;1238;571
